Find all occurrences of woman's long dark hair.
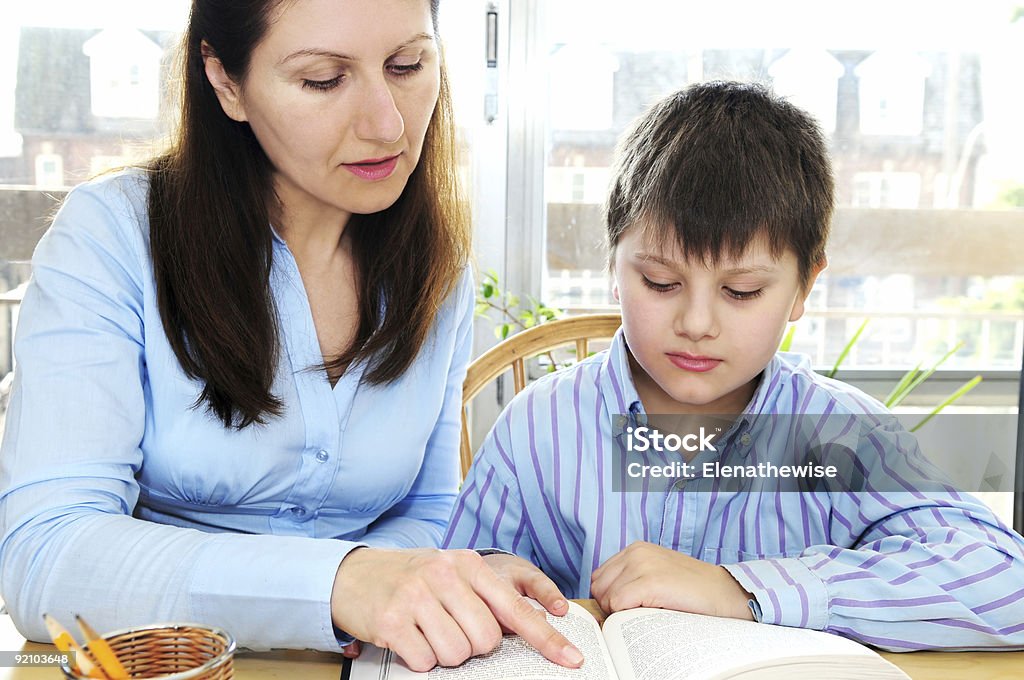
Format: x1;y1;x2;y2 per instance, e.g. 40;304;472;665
148;0;469;429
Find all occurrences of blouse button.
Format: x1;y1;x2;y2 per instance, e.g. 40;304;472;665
740;433;752;446
315;449;330;463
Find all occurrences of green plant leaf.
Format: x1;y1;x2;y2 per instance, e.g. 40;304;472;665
779;325;797;352
507;294;520;308
481;282;494;299
910;375;982;432
884;363;921;408
828;318;869;379
501;323;511;340
889;342;965;409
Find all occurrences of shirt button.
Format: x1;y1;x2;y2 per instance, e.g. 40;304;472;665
740;433;752;446
673;478;688;491
315;449;329;463
290;506;307;518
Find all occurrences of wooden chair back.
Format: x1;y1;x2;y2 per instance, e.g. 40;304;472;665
460;313;621;478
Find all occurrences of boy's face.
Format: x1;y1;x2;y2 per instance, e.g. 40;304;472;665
613;226;822;414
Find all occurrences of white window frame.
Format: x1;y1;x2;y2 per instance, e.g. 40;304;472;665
500;2;1024;410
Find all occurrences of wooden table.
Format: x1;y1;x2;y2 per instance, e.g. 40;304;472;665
2;604;1021;679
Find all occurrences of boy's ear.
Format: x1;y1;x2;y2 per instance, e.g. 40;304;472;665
788;258;828;323
202;41;247;122
612;279;620;303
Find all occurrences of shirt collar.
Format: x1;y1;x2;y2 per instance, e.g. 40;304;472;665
269;224;288;248
598;328;789;458
599;327;644;424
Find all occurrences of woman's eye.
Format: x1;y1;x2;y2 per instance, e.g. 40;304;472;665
641;275;677;293
725;287;764;300
302;75;343;91
388;61;424;77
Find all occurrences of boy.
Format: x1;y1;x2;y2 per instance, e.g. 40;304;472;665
445;82;1024;650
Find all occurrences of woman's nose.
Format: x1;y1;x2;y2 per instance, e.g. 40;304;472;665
354;78;405;144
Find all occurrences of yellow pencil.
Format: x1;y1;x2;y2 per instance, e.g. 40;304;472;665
42;613;107;679
76;615;129;680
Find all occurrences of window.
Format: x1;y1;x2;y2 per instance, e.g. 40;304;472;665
0;0;485;399
513;0;1024;378
83;28;162;120
768;48;843;134
852;171;922;208
855;51;931;136
496;0;1024;526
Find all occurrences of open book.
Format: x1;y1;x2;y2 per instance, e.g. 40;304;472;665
346;601;909;680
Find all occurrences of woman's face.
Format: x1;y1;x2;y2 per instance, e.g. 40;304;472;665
208;0;440;228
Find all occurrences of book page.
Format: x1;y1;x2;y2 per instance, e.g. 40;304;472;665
349;601;618;680
601;608;907;680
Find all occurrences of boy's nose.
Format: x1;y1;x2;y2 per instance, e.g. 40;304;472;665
674;297;717;340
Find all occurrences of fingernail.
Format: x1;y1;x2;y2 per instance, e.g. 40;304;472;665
563;645;584;666
553;599;567;610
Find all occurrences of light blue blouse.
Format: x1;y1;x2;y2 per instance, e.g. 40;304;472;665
0;170;474;651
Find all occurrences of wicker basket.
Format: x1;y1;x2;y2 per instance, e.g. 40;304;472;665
61;623;235;680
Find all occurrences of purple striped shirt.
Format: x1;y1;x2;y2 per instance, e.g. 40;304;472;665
444;329;1024;651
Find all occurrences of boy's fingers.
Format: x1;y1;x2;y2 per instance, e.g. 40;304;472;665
601;576;646;613
341;641;362;659
590;556;629;599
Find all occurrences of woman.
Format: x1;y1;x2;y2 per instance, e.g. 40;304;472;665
0;0;581;671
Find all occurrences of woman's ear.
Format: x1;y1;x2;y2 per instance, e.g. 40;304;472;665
788;257;828;323
202;41;247;122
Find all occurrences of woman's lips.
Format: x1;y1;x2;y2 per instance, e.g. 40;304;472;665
342;154;400;181
667;353;722;372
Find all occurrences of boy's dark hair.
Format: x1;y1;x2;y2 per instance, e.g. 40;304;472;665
606;81;834;287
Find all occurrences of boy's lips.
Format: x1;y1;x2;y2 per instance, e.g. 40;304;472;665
666;352;722;373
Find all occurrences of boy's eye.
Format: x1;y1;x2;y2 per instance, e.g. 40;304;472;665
641;275;677;293
302;74;344;91
725;287;764;300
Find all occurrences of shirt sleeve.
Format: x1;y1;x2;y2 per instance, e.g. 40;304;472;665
0;180;363;652
723;419;1024;651
363;267;474;549
442;409;535;560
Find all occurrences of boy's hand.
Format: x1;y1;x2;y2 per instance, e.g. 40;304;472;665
482;552;571;618
590;541;755;620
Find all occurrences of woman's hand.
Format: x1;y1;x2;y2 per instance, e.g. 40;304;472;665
331;548;584;672
590;541;754;620
481;552;570;617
